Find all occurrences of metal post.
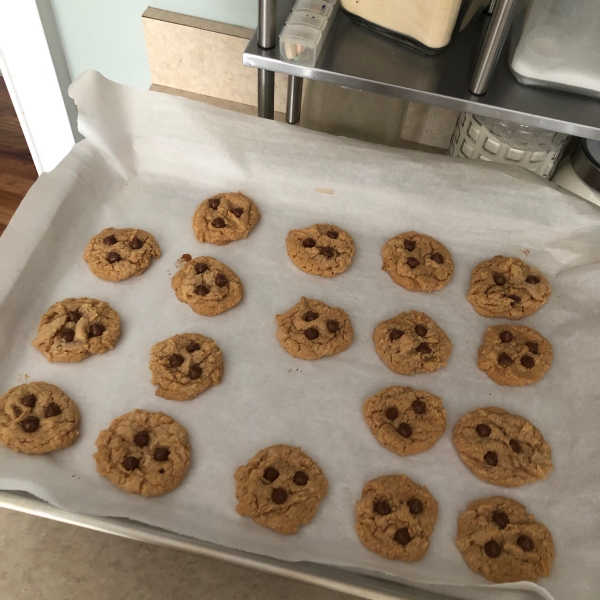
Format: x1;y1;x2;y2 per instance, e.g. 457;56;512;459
286;76;303;124
258;0;277;119
469;0;517;96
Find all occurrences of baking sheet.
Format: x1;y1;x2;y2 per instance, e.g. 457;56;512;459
1;71;600;600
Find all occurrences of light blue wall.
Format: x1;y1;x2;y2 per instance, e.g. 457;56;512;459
48;0;258;89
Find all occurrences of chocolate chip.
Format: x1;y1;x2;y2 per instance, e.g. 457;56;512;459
215;273;228;287
327;229;339;239
303;311;319;322
398;423;412;438
526;275;540;284
230;207;243;218
407;498;423;515
159;469;165;474
476;424;491;437
44;403;61;418
188;365;202;380
169;353;184;367
414;325;428;337
106;251;121;264
492;511;509;529
508;294;521;306
320;247;334;258
103;234;117;245
212;217;226;228
60;329;75;342
390;329;404;341
129;237;143;250
521;355;535;369
194;262;208;274
403;239;416;251
517;535;535;552
484;451;498;466
326;320;339;333
431;252;444;264
412;399;426;414
271;488;287;504
394;528;411;546
498;352;513;367
406;257;419;269
374;500;391;515
181;254;192;262
416;342;432;354
499;330;513;343
89;324;105;338
263;467;279;482
122;456;139;471
20;394;37;408
68;311;81;322
385;407;399;421
186;342;201;352
525;342;539;354
303;238;316;248
509;439;522;453
493;273;506;286
134;432;149;447
293;471;308;486
484;540;501;558
195;284;210;296
208;198;220;209
154;447;170;462
21;416;39;433
304;328;319;340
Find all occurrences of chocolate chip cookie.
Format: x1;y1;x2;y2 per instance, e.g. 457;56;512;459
0;382;80;454
193;192;260;245
363;387;446;456
275;297;354;360
467;256;551;319
234;445;329;535
94;409;191;497
32;298;121;363
355;475;438;562
373;310;452;375
84;227;161;281
478;325;553;386
149;333;224;400
455;496;555;583
453;407;553;488
286;224;355;277
381;232;454;292
171;256;243;316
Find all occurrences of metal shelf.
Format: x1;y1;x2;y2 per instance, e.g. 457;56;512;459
244;0;600;140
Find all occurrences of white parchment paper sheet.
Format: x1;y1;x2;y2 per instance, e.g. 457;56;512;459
1;71;600;600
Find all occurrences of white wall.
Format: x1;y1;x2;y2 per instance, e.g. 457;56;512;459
48;0;258;89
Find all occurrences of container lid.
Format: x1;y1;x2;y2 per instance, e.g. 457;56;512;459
572;139;600;193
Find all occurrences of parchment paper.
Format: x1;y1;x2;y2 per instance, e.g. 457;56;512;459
1;71;600;600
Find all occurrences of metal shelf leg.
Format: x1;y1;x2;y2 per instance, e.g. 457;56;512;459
286;75;303;124
257;0;277;119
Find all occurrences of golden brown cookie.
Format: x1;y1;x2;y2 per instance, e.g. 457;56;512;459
455;496;554;583
83;227;161;281
286;224;355;277
149;333;224;401
94;409;191;497
31;298;121;363
355;475;438;562
467;256;551;319
234;445;328;535
381;231;453;292
0;382;80;454
373;310;452;375
478;325;553;386
193;192;260;245
171;256;243;316
275;297;354;360
363;387;446;456
453;407;553;487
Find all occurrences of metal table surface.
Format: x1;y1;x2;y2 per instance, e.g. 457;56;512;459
244;0;600;140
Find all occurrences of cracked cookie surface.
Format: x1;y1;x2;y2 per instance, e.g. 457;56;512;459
0;382;80;454
234;445;328;535
32;297;121;362
453;407;553;487
355;474;438;561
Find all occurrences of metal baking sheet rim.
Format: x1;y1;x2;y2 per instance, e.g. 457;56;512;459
0;489;445;600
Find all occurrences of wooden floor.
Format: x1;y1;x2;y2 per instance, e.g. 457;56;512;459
0;76;38;236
